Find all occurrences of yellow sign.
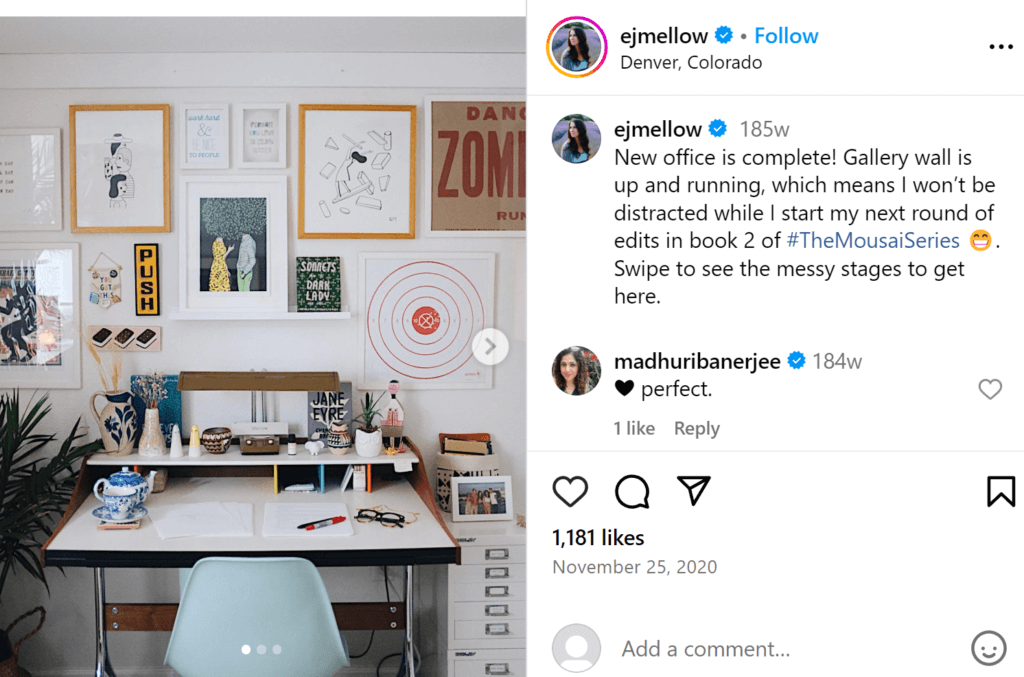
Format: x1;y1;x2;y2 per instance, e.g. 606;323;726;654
134;244;160;315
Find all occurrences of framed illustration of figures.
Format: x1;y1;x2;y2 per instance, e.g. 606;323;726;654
0;243;81;388
178;176;288;316
69;104;170;233
424;95;525;237
358;253;494;390
0;128;62;232
298;104;416;239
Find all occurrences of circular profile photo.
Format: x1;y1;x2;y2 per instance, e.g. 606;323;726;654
552;623;601;672
552;115;601;164
552;346;601;396
547;17;607;77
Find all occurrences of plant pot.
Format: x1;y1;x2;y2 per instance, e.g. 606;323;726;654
138;408;167;457
0;607;44;677
89;391;137;456
355;428;383;458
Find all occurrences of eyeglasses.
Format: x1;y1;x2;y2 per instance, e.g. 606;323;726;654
355;508;407;528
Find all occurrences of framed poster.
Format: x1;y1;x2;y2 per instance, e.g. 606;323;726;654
424;95;525;237
358;253;494;390
0;243;80;389
180;104;229;169
299;104;416;239
69;104;170;233
0;128;62;232
178;176;288;315
235;104;286;169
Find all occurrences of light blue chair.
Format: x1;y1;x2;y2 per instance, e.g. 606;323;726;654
165;557;349;677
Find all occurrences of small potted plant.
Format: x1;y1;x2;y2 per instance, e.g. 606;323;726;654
352;392;384;458
131;372;168;457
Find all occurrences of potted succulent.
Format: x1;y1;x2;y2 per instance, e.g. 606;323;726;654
0;390;101;676
352;392;384;458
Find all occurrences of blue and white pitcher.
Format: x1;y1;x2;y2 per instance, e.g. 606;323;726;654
89;391;137;456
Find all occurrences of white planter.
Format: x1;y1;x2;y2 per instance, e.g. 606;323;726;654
355;428;383;458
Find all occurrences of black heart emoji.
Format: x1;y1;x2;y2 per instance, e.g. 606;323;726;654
615;380;634;396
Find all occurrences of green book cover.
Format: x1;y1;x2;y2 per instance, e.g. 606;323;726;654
296;257;341;312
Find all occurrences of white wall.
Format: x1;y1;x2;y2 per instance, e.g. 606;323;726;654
0;17;525;676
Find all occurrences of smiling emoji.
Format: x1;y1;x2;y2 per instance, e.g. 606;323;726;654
971;230;992;251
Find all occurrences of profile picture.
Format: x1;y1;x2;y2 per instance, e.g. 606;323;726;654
547;17;607;77
552;346;601;395
551;116;601;164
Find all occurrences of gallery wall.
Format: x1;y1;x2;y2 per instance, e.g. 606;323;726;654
0;17;525;676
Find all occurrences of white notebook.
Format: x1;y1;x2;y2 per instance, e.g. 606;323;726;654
262;503;354;537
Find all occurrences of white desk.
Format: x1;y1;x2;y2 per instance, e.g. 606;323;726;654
43;439;458;677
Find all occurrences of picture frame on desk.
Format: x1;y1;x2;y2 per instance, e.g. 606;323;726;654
452;475;513;522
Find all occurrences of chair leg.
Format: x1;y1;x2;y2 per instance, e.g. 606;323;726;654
94;568;118;677
404;565;414;677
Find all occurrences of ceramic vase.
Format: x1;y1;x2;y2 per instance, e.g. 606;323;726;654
355;428;383;458
138;408;167;457
89;391;137;456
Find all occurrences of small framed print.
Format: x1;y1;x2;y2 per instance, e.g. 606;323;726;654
0;128;62;232
452;475;513;522
70;104;170;233
180;104;229;169
178;176;288;316
0;243;81;389
235;104;286;169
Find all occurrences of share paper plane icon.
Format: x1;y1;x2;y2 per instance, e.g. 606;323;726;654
677;476;711;506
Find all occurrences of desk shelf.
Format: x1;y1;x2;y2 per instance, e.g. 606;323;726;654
88;447;419;467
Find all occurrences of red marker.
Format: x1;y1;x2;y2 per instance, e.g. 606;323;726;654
300;516;347;531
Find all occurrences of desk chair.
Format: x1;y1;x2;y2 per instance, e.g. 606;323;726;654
165;557;349;677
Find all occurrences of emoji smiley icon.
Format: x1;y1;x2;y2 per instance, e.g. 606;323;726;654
971;230;992;251
972;630;1006;666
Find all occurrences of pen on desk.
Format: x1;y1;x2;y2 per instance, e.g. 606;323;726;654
299;516;347;531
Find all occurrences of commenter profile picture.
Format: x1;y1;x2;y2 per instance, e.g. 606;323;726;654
547;17;608;77
552;346;601;396
552;115;601;164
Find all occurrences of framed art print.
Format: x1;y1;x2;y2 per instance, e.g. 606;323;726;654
235;104;286;169
0;243;81;388
178;176;288;315
180;104;229;169
69;104;170;233
424;95;525;237
0;128;62;232
299;104;416;239
358;252;494;390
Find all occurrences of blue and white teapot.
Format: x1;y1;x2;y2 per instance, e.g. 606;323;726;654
93;466;157;516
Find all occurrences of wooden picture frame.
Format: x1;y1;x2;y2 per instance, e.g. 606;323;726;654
180;104;230;169
452;475;513;522
235;103;287;169
424;95;525;238
0;128;62;232
299;104;416;239
69;104;170;233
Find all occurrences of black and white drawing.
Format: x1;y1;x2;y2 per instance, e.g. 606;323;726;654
103;133;135;208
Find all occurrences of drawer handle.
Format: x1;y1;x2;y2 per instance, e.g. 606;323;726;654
485;548;509;560
485;585;509;598
485;623;510;636
485;663;510;675
485;604;509;616
485;567;509;579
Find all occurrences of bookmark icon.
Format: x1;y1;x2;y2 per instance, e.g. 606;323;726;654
677;476;711;506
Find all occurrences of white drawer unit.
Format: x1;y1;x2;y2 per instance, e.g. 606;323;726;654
441;517;527;671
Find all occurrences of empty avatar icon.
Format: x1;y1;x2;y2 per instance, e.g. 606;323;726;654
553;623;601;672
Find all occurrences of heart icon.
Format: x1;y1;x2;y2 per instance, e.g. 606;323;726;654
552;476;589;508
615;380;634;396
979;379;1003;400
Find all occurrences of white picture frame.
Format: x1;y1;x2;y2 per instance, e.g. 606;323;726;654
180;104;230;169
452;475;513;522
177;176;288;316
0;128;62;232
358;252;495;390
0;243;81;389
423;94;525;238
235;104;287;169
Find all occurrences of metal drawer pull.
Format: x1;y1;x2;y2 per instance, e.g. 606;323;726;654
485;663;510;674
485;585;509;597
485;604;509;616
485;567;509;579
485;623;510;635
485;548;509;560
